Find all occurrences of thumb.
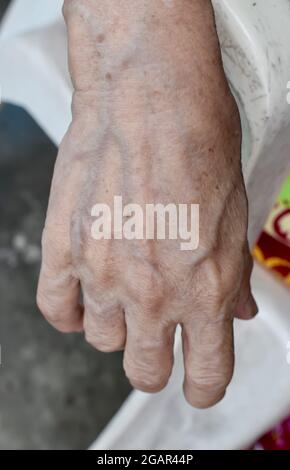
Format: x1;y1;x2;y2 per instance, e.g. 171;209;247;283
235;249;258;320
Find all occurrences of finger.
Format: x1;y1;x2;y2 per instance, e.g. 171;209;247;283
123;311;175;393
37;133;89;333
83;296;126;352
37;257;83;333
235;250;258;320
182;316;234;409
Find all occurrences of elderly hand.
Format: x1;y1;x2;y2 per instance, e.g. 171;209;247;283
37;0;257;408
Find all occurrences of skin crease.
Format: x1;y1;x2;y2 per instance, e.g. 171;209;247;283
37;0;258;408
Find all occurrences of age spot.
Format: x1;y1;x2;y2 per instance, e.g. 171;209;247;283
122;59;130;70
97;33;105;43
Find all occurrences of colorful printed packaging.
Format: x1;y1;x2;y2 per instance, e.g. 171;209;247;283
253;173;290;285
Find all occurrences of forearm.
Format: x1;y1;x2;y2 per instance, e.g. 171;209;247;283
62;0;242;220
63;0;234;121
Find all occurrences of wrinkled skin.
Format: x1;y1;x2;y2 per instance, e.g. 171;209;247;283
37;0;257;408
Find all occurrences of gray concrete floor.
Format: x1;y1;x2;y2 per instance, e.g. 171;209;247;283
0;0;9;17
0;1;131;450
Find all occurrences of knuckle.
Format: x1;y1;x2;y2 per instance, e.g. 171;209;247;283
126;262;166;312
210;274;228;298
85;332;123;352
36;292;61;322
203;261;238;310
139;284;166;317
124;352;170;392
84;332;99;349
125;368;168;393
